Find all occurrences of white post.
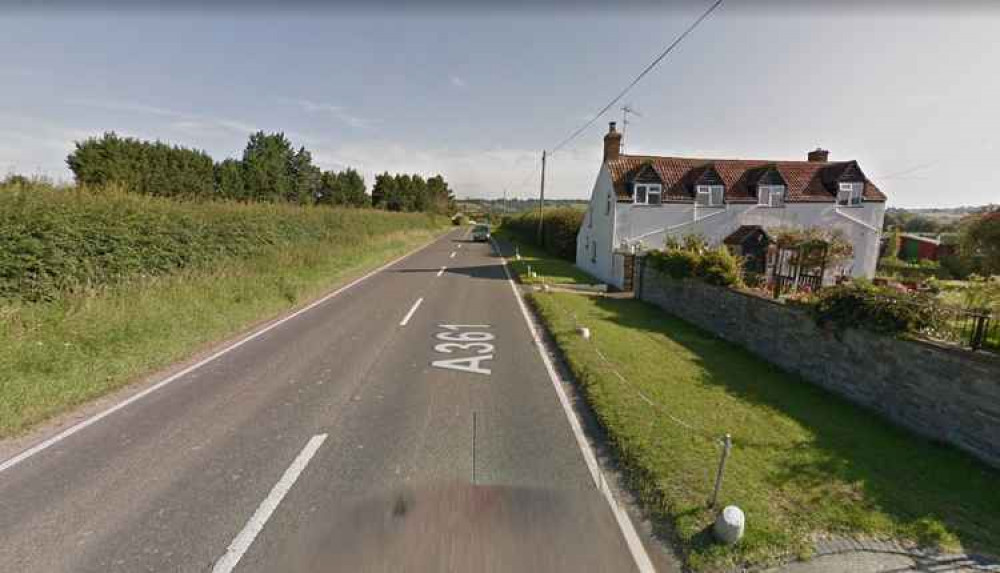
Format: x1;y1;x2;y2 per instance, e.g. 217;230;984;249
709;434;732;508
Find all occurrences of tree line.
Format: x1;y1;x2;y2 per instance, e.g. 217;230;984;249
65;131;453;212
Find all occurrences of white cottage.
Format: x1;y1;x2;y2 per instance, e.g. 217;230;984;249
576;122;887;289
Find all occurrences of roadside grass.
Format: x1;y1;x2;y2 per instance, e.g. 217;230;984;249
0;229;443;438
492;228;593;285
510;246;1000;569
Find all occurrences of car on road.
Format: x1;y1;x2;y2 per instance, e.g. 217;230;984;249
472;224;490;242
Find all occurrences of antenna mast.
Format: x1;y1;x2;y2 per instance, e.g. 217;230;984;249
621;104;642;153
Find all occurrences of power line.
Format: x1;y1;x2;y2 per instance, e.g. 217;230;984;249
549;0;724;155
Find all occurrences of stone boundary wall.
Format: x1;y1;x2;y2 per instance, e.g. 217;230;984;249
635;258;1000;468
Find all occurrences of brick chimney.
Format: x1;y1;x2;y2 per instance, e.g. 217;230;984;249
807;148;829;162
603;122;622;162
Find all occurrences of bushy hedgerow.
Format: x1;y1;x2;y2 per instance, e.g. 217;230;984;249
877;256;951;281
500;208;584;261
813;281;942;336
0;183;442;302
647;244;742;287
647;249;699;279
697;247;743;286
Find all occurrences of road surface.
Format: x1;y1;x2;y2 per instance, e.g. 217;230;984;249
0;229;662;572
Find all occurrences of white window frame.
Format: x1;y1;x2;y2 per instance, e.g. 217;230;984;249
837;182;863;207
633;183;662;205
696;184;725;207
758;184;785;207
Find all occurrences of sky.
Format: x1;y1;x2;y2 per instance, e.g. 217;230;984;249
1;2;998;208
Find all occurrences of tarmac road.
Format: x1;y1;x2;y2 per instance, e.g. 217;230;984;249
0;228;664;572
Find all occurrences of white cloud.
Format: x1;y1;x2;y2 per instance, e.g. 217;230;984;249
449;75;467;89
67;98;257;136
281;98;372;129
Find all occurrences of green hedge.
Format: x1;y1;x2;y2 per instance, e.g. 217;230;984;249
646;245;743;287
0;183;442;302
813;281;942;336
877;256;951;281
500;208;583;261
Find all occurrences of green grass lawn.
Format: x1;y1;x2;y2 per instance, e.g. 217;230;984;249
0;229;443;438
492;228;594;286
514;246;1000;570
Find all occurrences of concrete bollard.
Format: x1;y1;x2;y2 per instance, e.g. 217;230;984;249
713;505;745;545
576;326;591;340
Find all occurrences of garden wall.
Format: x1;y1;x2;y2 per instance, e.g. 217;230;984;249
635;258;1000;468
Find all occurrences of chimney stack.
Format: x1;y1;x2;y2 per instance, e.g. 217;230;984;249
807;148;829;162
603;122;622;162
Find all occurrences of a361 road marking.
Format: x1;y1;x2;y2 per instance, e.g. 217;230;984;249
431;324;493;375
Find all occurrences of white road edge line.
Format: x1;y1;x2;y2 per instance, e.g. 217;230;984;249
436;266;446;277
212;433;327;573
490;238;656;573
0;234;445;475
399;297;424;326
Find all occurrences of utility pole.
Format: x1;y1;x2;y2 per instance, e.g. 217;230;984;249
537;150;546;245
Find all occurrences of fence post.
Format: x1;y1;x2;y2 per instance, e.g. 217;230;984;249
709;433;732;509
970;310;990;351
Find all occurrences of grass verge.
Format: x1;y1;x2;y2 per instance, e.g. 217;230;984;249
503;237;1000;570
0;228;443;438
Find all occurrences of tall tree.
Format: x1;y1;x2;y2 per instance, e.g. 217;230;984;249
66;132;214;197
372;172;399;210
214;158;246;200
241;131;296;202
317;168;368;207
289;146;321;204
961;209;1000;275
426;174;454;214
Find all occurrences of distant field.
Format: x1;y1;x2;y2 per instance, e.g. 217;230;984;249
0;184;447;437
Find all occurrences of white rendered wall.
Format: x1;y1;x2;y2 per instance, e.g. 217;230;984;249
575;166;620;285
615;200;886;279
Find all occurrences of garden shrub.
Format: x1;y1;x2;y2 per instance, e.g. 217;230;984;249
813;281;942;336
647;243;742;286
647;249;699;279
877;256;950;281
696;246;742;287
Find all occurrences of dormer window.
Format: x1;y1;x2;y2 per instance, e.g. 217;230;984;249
758;184;785;207
634;183;661;205
837;182;863;207
696;184;724;207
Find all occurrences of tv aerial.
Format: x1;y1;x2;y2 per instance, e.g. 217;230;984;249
621;104;643;153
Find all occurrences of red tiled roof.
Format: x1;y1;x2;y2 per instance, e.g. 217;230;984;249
607;155;886;203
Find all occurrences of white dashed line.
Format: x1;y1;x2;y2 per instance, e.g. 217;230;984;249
212;433;327;573
437;266;446;277
449;251;457;258
399;297;424;326
491;238;656;573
